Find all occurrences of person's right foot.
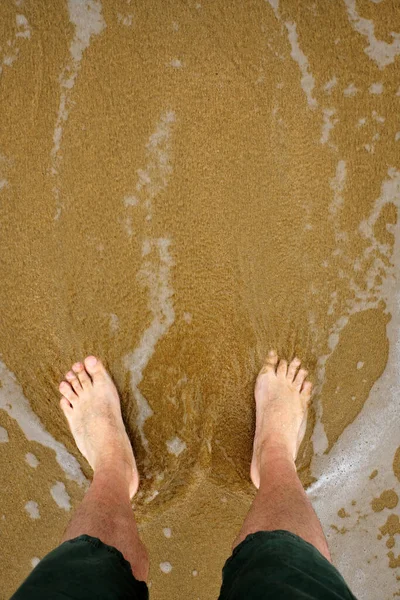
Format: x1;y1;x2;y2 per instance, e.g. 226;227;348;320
250;350;312;489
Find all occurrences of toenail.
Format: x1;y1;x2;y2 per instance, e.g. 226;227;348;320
73;363;82;371
86;356;97;367
66;372;74;379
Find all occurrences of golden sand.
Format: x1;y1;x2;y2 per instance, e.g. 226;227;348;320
1;1;400;598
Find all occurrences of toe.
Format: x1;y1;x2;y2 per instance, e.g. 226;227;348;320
65;370;82;394
266;349;278;369
277;359;288;376
260;350;278;374
258;350;279;379
287;357;301;382
301;380;313;398
59;381;76;403
59;396;73;413
72;362;92;389
294;368;308;388
84;355;107;382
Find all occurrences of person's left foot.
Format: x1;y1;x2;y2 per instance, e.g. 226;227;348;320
59;356;139;499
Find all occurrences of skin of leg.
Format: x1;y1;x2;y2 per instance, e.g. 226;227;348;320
233;351;332;563
232;443;331;562
58;356;150;583
61;462;150;583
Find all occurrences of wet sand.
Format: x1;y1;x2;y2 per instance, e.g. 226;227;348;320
1;0;400;598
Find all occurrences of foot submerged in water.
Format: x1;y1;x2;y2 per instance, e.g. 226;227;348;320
250;350;312;489
59;356;139;499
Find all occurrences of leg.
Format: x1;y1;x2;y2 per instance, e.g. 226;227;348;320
61;465;149;582
233;350;331;562
58;356;149;582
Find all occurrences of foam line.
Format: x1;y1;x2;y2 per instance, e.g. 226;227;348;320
0;360;87;487
51;0;106;219
309;168;400;598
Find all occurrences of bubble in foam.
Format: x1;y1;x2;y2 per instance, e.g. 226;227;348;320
160;561;172;573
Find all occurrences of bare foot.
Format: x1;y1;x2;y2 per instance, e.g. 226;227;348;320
250;350;312;489
59;356;139;499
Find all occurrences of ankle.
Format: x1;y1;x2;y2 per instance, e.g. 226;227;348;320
93;463;131;498
259;440;296;472
258;451;297;493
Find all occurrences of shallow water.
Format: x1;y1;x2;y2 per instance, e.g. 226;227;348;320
0;0;399;598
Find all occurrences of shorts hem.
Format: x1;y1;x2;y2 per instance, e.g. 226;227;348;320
66;534;135;578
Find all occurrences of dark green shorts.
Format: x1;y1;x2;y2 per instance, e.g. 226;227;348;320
10;530;357;599
219;530;357;599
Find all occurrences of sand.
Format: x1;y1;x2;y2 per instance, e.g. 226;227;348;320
0;0;400;598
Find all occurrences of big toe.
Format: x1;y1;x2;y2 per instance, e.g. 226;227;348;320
266;349;278;369
84;356;106;381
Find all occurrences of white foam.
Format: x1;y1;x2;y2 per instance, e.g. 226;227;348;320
343;83;358;97
123;112;176;458
15;14;31;39
285;21;317;109
124;195;138;207
170;58;182;68
16;14;28;27
109;313;119;334
0;359;87;486
24;501;39;519
124;215;134;236
323;76;337;94
50;481;71;511
144;489;159;503
266;0;280;20
117;13;133;27
310;164;399;455
369;82;383;94
124;238;175;453
364;143;374;154
124;111;175;222
343;0;400;69
0;9;31;73
160;561;172;574
30;557;40;568
0;426;9;442
25;452;39;468
329;159;346;218
163;527;172;538
166;436;187;456
371;110;385;123
51;0;106;218
68;0;105;62
3;55;17;66
264;3;317;108
309;167;400;598
320;108;338;146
